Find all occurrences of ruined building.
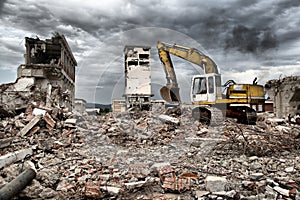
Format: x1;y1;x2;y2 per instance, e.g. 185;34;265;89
19;34;76;103
112;99;126;112
74;98;87;113
265;76;300;118
0;34;76;117
124;46;153;110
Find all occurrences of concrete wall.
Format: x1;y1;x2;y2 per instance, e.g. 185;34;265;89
265;76;300;118
74;99;87;113
123;46;152;109
112;99;126;112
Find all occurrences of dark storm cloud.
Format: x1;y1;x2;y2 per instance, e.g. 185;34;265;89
279;29;300;43
1;2;58;37
0;0;296;55
164;0;299;55
261;29;278;49
275;0;300;14
225;25;278;53
0;0;300;103
0;0;6;14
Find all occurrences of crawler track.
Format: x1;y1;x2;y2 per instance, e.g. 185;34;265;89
192;106;224;126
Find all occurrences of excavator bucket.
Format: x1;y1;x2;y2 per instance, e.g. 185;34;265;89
160;86;181;104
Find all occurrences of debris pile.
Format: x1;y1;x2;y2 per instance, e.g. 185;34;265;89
0;77;72;119
221;118;300;156
0;106;299;199
0;97;81;198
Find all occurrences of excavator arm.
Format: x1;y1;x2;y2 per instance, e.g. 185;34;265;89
157;42;181;103
157;41;218;74
157;41;219;103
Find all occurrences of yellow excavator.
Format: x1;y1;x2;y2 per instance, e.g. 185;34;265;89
157;41;265;125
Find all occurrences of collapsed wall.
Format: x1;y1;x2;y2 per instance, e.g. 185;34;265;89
0;34;76;117
265;76;300;118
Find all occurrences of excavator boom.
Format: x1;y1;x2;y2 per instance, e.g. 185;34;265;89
157;41;219;74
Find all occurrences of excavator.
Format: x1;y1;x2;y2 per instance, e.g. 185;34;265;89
157;41;265;125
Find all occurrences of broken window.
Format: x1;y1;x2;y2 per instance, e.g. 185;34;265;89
139;54;149;59
27;41;61;65
139;61;149;66
128;61;138;66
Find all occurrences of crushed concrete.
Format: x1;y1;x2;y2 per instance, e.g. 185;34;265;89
0;105;299;199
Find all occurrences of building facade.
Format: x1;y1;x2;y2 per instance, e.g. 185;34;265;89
124;46;153;110
265;76;300;118
74;99;87;113
17;33;77;109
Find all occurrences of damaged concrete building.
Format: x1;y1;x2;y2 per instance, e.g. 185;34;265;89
74;98;87;114
265;76;300;118
124;46;153;110
0;34;76;117
112;99;126;112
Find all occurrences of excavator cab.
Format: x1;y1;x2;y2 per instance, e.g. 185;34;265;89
191;73;222;104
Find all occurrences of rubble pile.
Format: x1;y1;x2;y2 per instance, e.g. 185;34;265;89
0;106;300;199
99;107;198;146
220;119;300;156
0;76;72;119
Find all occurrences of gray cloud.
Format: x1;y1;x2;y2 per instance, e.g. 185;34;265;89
225;25;278;53
275;0;300;14
0;0;6;14
1;0;298;52
0;0;299;103
2;3;56;37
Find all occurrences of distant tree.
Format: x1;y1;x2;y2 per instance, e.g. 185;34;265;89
104;108;110;113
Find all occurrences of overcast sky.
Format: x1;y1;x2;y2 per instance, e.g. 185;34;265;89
0;0;299;103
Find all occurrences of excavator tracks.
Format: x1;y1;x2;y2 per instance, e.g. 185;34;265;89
226;106;257;125
192;106;224;126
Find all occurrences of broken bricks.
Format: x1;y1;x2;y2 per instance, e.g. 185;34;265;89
0;103;299;199
20;115;41;137
19;105;59;136
84;182;101;198
155;164;199;192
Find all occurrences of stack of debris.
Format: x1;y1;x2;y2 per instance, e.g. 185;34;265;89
0;96;83;199
0;105;299;199
0;77;72;119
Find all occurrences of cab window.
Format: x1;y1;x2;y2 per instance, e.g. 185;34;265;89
208;76;214;93
193;77;207;94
